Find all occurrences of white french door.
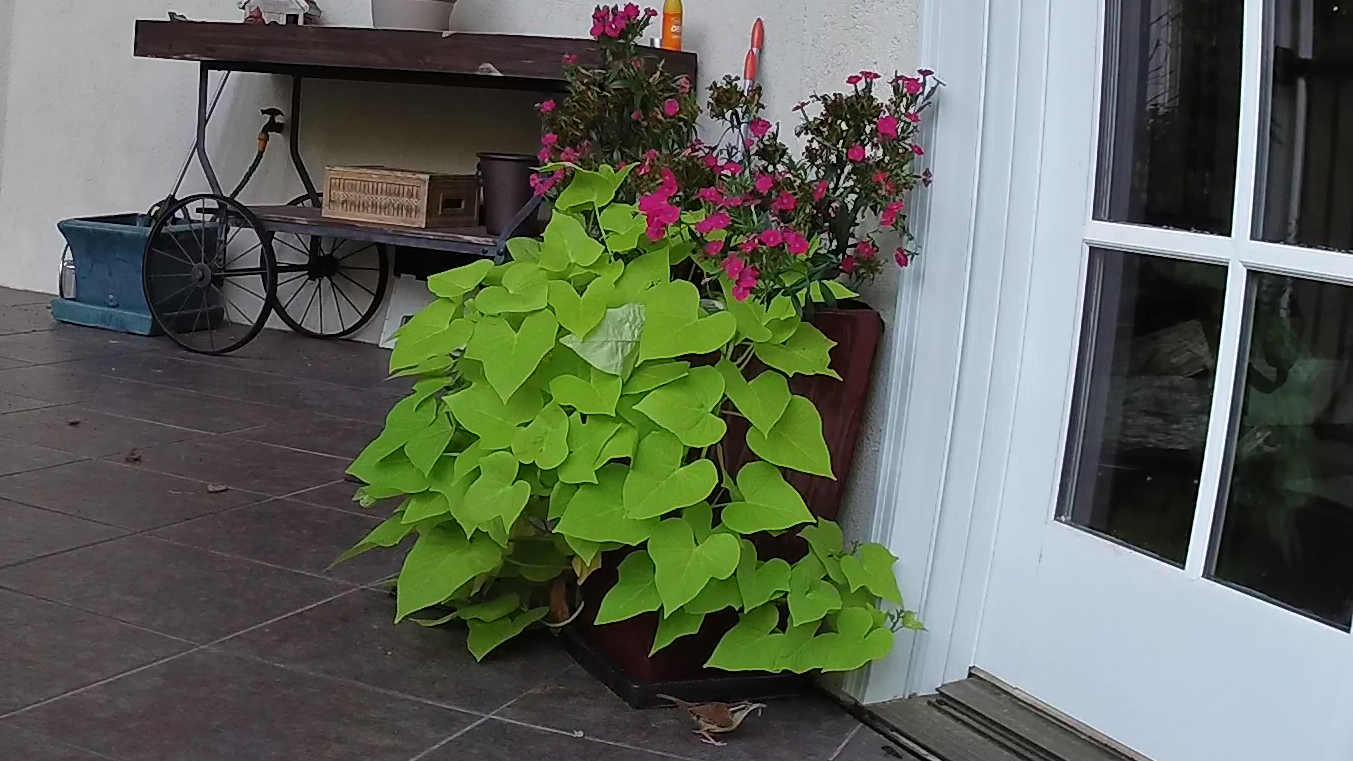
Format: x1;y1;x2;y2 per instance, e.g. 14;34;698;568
978;1;1353;760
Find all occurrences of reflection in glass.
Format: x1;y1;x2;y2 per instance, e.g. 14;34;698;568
1059;249;1227;564
1094;0;1243;234
1260;2;1353;250
1212;274;1353;628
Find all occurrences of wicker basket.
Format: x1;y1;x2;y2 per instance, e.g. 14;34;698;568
322;166;478;228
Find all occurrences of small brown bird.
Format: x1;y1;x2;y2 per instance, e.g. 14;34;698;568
657;694;766;746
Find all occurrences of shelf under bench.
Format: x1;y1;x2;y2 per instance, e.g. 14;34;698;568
250;205;499;256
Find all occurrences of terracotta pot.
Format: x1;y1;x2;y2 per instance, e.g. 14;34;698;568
570;303;885;705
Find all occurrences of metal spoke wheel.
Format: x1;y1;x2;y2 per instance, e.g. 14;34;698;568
270;193;390;339
143;194;277;355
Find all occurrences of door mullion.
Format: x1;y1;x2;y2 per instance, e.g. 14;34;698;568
1231;0;1271;242
1184;259;1251;578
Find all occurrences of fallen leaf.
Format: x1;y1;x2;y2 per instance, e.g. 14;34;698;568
206;484;230;494
67;419;81;426
124;449;142;463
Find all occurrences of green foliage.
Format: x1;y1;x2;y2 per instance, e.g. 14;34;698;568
339;166;916;676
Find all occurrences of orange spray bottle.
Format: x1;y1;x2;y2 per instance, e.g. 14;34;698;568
660;0;683;51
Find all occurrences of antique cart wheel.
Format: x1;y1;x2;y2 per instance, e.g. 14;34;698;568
143;194;277;355
270;193;391;339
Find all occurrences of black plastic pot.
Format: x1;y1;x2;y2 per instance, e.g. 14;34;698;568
477;152;539;237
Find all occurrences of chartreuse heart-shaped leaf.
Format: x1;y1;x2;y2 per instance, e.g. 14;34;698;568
447;383;543;451
735;539;792;610
809;280;859;303
427;259;494;299
716;361;792;434
457;593;520;622
683;577;741;614
647;517;740;613
548;482;577;521
705;603;782;671
467;607;549;661
389;298;470;375
754;322;840;379
593;422;637;468
458;451;531;532
596;550;662;625
787;554;842;627
557;414;621;484
622;431;717;520
357;392;438;463
639;281;737;362
801;520;844;560
601;203;646;252
560;303;645;378
600;202;639;232
720;279;773;343
539;211;605;271
466;311;558;403
453;441;491;481
652;609;706;654
474;262;549;314
616;395;662;439
511;402;569;470
609;248;669;306
745;396;834;478
403;409;454;475
549;367;622;416
773;622;821;674
720;462;814;534
348;451;428;494
796;607;894;673
623;361;690;395
839;543;903;604
332;515;413;567
682;502;715;542
632;365;726;448
549;277;613;339
395;524;503;621
555;164;634;211
401;490;450;524
555;463;658;545
506;237;540;263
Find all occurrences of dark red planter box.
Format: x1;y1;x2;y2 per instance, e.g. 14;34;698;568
568;305;885;706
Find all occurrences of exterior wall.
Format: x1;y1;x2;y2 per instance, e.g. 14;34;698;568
0;0;13;196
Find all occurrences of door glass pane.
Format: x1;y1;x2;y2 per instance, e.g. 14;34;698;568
1212;274;1353;629
1259;1;1353;251
1094;0;1244;234
1059;249;1228;564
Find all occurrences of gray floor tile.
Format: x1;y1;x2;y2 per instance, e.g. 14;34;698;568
426;718;679;761
0;329;149;365
0;405;203;458
0;725;112;761
152;499;401;583
0;499;125;567
0;459;265;531
290;479;392;516
5;649;476;761
180;330;395;389
230;412;383;460
0;288;49;307
0;588;187;714
0;304;55;335
499;667;860;761
0;391;58;415
830;726;922;761
79;384;297;434
115;435;346;497
0;364;145;405
218;589;573;713
0;440;82;478
0;356;30;370
0;536;347;642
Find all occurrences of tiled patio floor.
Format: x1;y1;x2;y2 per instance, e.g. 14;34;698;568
0;287;903;761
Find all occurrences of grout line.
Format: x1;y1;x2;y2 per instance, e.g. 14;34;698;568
404;691;530;761
485;715;698;760
0;454;92;482
143;533;368;588
0;586;197;646
5;725;128;761
828;723;864;761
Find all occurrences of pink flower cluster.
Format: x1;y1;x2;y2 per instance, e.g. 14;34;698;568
530;169;566;196
638;169;680;240
590;3;641;39
724;256;760;301
880;200;905;227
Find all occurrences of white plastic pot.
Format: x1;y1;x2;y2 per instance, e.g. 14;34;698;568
371;0;457;31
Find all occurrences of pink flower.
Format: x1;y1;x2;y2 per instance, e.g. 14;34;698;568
590;21;605;37
541;133;558;147
906;111;921;124
696;186;724;205
562;53;577;64
841;255;858;273
722;194;747;208
720;162;743;176
623;2;641;19
632;109;643;121
560;146;579;162
861;70;881;81
724;255;746;281
732;285;753;301
847;74;862;86
731;263;759;301
877;115;899;140
901;76;923;94
694;211;731;235
813;181;829;202
537;148;552;163
784;230;810;256
738;237;757;253
760;228;783;248
659;167;678;192
529;173;555;196
880;201;905;227
537;99;556;114
750;118;772;138
857;239;878;259
646;7;658;16
753;174;775;195
705;240;725;256
663;99;680;117
912;144;925;156
771;191;797;213
702;153;719;168
895;249;911;267
872;171;889;186
677;76;692;94
639;183;680;239
847;144;867;162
